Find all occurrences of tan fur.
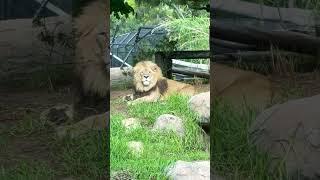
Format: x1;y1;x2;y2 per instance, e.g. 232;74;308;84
127;61;195;104
74;0;109;97
211;63;274;109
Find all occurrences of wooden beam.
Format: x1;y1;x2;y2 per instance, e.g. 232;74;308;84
33;0;70;19
155;52;172;79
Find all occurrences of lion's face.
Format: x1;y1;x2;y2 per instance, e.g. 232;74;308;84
133;61;163;92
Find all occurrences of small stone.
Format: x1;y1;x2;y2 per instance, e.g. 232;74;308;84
152;114;184;136
122;118;141;130
128;141;143;156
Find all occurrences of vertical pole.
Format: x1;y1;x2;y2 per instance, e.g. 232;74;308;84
155;52;172;79
315;15;320;64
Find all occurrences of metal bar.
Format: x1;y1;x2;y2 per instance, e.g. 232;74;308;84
33;0;70;19
110;52;132;68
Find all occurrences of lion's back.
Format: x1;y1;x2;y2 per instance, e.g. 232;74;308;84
165;79;196;97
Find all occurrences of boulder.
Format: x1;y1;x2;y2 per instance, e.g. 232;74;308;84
249;94;320;178
166;160;210;180
188;91;210;126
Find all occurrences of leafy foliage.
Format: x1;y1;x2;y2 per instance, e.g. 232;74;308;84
72;0;134;18
111;0;135;19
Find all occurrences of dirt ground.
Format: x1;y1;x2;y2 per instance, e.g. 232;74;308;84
0;86;73;177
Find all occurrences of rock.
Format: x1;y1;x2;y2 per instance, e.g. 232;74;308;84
111;170;134;180
122;118;141;130
152;114;184;136
40;104;73;126
56;111;108;138
249;94;320;179
128;141;143;156
188;91;210;125
166;160;210;180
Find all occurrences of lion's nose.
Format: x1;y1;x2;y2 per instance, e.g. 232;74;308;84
143;75;149;78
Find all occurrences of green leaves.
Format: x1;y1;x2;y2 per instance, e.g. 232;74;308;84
111;0;135;19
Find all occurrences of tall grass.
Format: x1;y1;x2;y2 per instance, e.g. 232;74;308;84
212;99;288;179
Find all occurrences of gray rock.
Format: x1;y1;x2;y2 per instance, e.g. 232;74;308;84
249;94;320;179
188;92;210;125
152;114;184;136
166;160;210;180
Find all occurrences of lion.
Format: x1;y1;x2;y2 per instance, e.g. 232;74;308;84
211;62;274;110
125;61;196;104
72;0;109;117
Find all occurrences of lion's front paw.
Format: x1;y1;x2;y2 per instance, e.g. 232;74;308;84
123;94;134;101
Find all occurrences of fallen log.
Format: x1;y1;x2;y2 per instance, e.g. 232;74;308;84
211;20;320;55
212;51;315;63
211;0;316;26
172;67;209;79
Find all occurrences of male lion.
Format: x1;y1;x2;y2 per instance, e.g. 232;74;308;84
125;61;196;104
73;0;109;117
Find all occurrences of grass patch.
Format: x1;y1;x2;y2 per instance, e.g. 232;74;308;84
212;98;287;179
54;131;108;179
0;161;56;180
111;94;209;179
3;112;108;179
9;113;49;137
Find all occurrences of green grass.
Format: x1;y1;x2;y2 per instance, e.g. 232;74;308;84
0;161;56;180
1;111;108;180
212;98;288;180
55;131;108;179
111;94;209;179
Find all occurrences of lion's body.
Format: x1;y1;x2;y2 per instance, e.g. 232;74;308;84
127;61;195;104
211;63;273;109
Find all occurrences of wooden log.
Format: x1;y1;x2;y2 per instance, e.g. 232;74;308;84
211;38;258;51
211;20;320;55
212;51;315;63
167;50;210;59
172;67;209;79
211;0;315;26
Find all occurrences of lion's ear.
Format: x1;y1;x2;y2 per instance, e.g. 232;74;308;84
152;65;158;72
